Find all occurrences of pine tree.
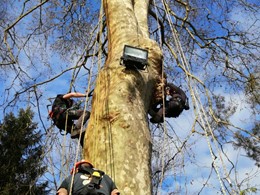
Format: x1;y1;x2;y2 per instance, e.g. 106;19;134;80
0;107;49;195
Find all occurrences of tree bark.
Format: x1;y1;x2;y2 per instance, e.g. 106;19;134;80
83;0;162;194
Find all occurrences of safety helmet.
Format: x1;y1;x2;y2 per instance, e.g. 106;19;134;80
70;159;94;174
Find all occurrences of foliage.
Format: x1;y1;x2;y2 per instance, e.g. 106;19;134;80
0;108;49;195
240;187;257;195
234;123;260;167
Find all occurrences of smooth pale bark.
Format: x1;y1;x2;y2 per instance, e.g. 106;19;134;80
83;0;162;194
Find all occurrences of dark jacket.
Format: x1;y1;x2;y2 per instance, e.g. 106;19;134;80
58;171;117;195
51;94;74;131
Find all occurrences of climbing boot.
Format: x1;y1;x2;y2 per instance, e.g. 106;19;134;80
150;116;163;123
71;127;85;139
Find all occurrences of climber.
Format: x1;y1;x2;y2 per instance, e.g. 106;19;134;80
49;92;90;144
149;83;189;123
57;159;120;195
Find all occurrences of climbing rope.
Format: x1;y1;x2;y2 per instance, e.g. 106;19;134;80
44;1;113;192
152;0;167;190
93;0;104;171
100;0;117;182
68;1;107;194
160;0;234;194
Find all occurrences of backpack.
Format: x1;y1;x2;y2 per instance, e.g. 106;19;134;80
77;168;113;195
167;84;189;108
165;96;184;117
164;84;190;118
49;94;74;132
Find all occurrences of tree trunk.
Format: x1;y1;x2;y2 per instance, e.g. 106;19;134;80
83;0;162;194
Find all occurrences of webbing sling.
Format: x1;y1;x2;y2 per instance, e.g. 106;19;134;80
78;167;105;195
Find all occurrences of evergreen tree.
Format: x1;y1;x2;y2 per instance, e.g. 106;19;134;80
0;107;49;195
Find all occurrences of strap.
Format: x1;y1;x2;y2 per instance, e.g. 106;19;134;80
79;169;105;195
52;106;67;119
48;110;54;119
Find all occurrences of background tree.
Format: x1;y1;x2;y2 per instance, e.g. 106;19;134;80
234;123;260;167
0;108;49;195
0;0;259;194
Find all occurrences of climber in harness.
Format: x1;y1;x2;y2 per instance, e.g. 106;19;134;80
49;92;90;144
57;159;120;195
149;83;190;123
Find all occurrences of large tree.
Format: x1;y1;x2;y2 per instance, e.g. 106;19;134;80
0;108;49;195
0;0;259;194
83;1;162;194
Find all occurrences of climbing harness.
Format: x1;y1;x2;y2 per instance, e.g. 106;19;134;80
69;160;106;194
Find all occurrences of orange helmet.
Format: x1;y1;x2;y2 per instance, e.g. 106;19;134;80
70;159;94;174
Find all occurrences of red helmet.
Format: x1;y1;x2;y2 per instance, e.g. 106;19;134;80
70;159;94;174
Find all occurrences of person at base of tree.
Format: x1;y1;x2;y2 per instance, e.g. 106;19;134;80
57;160;120;195
149;83;190;123
49;92;90;143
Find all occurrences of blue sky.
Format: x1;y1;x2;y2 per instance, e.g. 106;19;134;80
0;0;259;194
